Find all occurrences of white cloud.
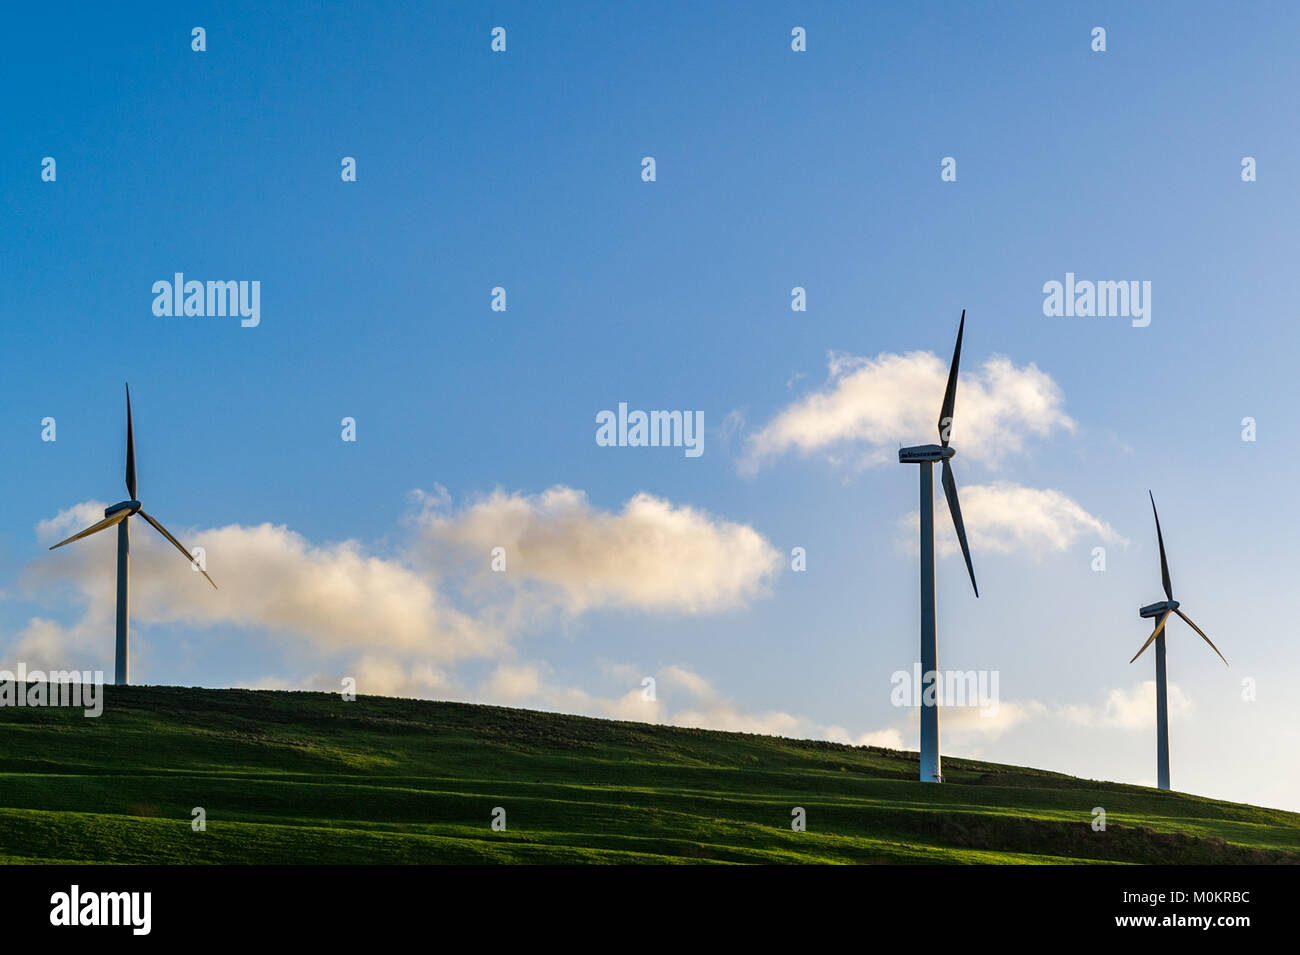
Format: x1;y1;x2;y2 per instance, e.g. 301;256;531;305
422;486;782;615
939;699;1044;738
847;698;1044;754
741;350;1074;474
236;657;459;701
1060;681;1191;730
480;662;546;702
668;705;805;736
828;683;1187;763
659;663;715;700
823;725;907;749
4;615;111;675
470;661;819;740
28;502;499;662
346;656;458;700
13;489;781;687
899;482;1126;558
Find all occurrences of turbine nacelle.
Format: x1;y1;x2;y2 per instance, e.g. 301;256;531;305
105;500;142;519
1139;599;1180;619
898;444;956;464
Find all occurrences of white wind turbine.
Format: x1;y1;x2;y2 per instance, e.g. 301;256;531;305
1129;491;1227;791
897;311;979;783
48;384;216;685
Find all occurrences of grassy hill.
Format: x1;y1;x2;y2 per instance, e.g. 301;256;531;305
0;685;1295;864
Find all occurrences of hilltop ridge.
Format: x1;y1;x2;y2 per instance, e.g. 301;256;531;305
0;685;1294;864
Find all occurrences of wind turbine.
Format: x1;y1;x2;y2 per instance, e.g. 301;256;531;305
1129;491;1227;791
48;384;216;685
898;310;979;783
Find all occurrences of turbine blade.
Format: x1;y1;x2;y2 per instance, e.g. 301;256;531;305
937;309;965;447
125;383;137;500
47;510;128;550
941;458;978;597
1129;610;1171;664
138;509;217;589
1174;608;1228;666
1149;491;1172;601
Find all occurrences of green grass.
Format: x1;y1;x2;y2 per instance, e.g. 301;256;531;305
0;685;1295;864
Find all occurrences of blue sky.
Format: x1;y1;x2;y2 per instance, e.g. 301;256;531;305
2;2;1298;811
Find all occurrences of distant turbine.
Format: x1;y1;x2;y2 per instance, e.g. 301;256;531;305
898;311;979;783
48;385;216;685
1129;491;1227;791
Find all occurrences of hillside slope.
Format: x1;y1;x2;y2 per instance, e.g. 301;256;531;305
0;686;1295;864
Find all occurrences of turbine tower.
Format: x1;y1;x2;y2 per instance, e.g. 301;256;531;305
898;311;979;783
48;384;216;685
1129;491;1227;791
